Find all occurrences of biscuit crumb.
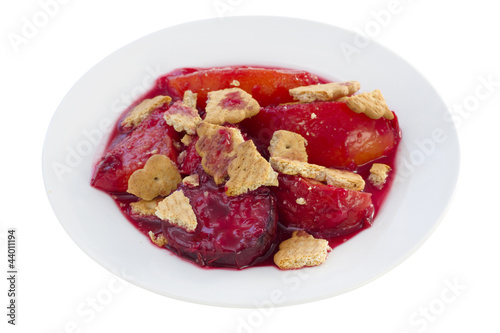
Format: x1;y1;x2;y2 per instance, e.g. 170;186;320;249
204;88;260;125
311;113;317;119
270;156;325;179
172;140;182;151
155;190;197;232
289;81;360;103
316;168;365;191
196;122;245;184
130;198;163;216
148;231;168;247
296;198;306;205
268;130;308;162
182;174;200;187
274;231;331;270
177;150;187;165
368;163;391;189
121;95;171;128
163;100;202;135
127;154;181;201
230;80;240;87
183;90;198;109
181;134;193;146
226;140;279;196
339;89;394;120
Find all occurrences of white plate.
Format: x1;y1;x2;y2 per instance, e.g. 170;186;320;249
42;16;459;307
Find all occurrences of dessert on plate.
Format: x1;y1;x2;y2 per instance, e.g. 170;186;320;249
91;66;401;270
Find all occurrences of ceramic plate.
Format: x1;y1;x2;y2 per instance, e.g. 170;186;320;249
42;16;459;307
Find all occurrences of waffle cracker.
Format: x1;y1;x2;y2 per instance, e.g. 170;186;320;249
270;157;325;179
226;140;279;196
196;122;245;184
290;81;360;103
368;163;391;189
338;89;394;120
155;190;197;232
121;95;171;128
204;88;260;125
317;168;365;191
163;100;202;135
274;231;331;270
269;130;308;162
130;197;163;216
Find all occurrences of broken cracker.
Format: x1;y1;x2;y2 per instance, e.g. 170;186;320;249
148;231;168;247
289;81;360;103
316;168;365;191
196;122;245;185
177;150;187;165
268;130;308;162
163;100;202;135
130;197;163;216
182;174;200;187
270;156;325;179
296;198;306;205
274;231;331;270
204;88;260;125
127;154;181;201
181;134;194;146
368;163;391;189
183;90;198;109
155;190;197;232
339;89;394;120
226;140;279;196
121;95;171;128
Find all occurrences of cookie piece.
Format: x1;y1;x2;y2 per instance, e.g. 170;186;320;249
316;168;365;191
182;90;198;109
163;100;202;135
204;88;260;125
127;154;181;201
130;197;163;216
226;140;279;196
148;231;168;247
274;231;331;270
289;81;360;103
155;190;197;232
182;174;200;187
269;156;325;179
268;130;308;162
196;122;245;185
181;134;194;146
121;95;171;128
368;163;391;189
338;89;394;120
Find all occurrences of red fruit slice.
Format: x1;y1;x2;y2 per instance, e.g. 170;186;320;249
91;108;179;193
160;66;321;108
178;136;202;176
240;101;400;169
161;168;278;269
271;174;374;238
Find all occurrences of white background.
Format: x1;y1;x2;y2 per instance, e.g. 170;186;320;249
1;0;499;332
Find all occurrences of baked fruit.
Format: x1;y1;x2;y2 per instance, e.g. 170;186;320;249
90;65;401;270
160;168;278;269
159;66;321;108
271;174;374;238
240;101;399;169
91;107;179;193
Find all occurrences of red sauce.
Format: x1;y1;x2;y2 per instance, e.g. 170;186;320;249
91;66;401;270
